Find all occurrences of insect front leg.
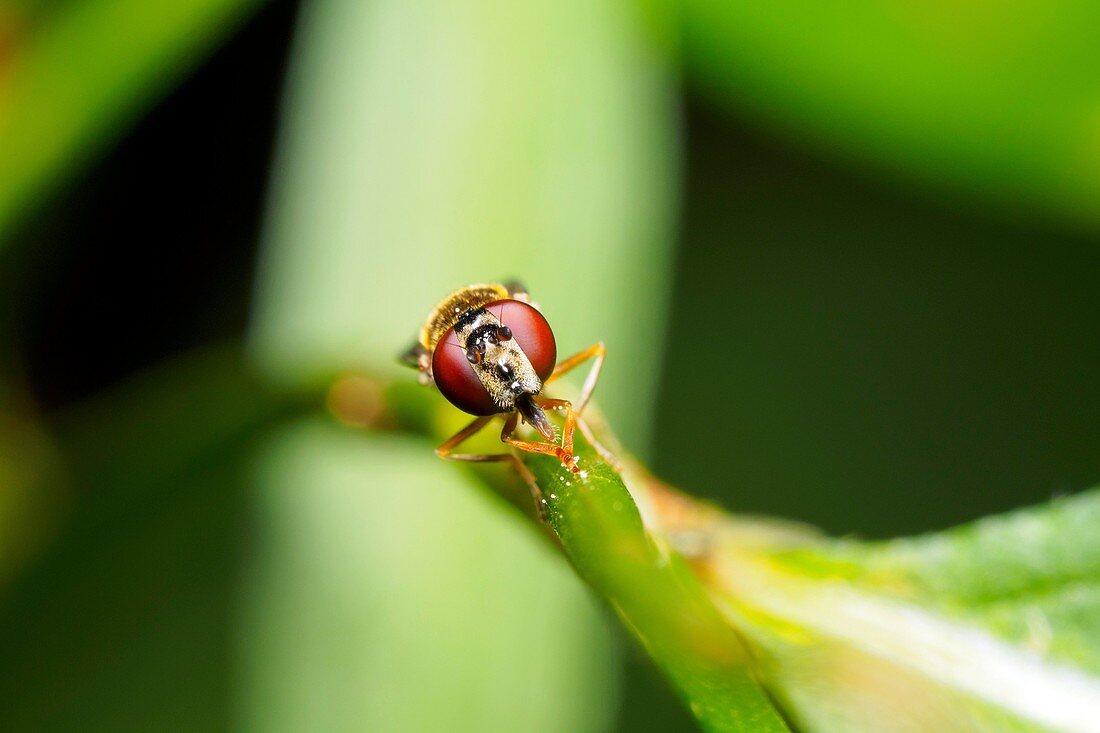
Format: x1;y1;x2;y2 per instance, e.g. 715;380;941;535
543;342;618;467
500;407;575;468
546;341;605;414
436;413;548;519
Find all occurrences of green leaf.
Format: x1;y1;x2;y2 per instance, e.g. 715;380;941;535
672;486;1100;731
808;491;1100;676
0;0;265;242
679;1;1100;226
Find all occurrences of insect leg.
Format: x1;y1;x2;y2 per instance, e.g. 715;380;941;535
545;341;605;415
529;398;576;455
543;342;618;466
501;406;574;465
436;414;548;519
435;415;496;459
575;415;622;470
529;397;620;471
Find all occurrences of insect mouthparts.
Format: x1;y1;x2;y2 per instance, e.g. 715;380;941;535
516;394;554;441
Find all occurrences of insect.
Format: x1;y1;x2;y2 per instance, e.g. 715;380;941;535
402;281;612;510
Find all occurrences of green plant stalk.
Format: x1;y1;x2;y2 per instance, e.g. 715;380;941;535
383;381;789;731
531;448;789;732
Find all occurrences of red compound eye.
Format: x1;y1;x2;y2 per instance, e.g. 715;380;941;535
432;328;496;415
432;299;557;415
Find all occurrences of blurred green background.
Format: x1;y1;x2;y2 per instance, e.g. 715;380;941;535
1;0;1098;731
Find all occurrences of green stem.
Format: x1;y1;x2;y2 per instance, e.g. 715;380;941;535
381;380;790;732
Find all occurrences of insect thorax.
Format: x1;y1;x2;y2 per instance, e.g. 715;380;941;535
419;283;509;353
